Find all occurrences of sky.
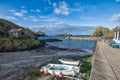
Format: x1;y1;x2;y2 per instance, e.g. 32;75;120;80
0;0;120;35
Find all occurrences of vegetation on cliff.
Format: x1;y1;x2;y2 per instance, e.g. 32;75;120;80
0;19;45;52
0;19;37;38
35;31;45;36
93;26;114;39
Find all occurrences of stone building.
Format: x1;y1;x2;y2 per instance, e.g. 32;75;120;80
9;29;26;38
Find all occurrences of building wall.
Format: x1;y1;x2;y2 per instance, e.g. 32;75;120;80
9;30;26;38
113;30;120;44
18;30;26;38
114;30;118;40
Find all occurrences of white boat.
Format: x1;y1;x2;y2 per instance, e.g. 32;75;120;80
42;64;80;76
58;59;80;66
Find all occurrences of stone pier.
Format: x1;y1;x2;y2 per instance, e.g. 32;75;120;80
90;41;120;80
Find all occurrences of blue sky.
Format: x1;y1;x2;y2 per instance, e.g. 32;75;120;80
0;0;120;35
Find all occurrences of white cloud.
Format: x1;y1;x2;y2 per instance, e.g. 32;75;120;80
0;15;17;20
32;19;38;22
54;8;61;15
53;1;70;16
29;16;39;22
9;10;16;12
53;2;57;7
9;9;27;17
21;16;39;22
30;9;41;13
6;16;17;20
21;9;28;13
39;16;50;19
70;8;82;12
14;12;23;17
22;15;56;22
22;17;28;20
29;23;96;35
78;17;94;20
111;14;120;23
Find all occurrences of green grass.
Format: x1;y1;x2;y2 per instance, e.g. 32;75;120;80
0;37;41;51
24;39;37;45
28;72;42;78
0;38;38;46
80;57;92;80
0;37;15;41
80;62;92;73
80;57;91;62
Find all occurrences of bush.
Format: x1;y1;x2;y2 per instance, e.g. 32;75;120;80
28;72;42;78
93;27;114;39
80;63;92;73
80;57;92;80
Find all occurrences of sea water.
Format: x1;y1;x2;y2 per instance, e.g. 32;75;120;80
38;35;96;57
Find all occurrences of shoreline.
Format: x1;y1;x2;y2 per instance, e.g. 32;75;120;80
0;37;96;80
0;47;60;80
0;45;92;80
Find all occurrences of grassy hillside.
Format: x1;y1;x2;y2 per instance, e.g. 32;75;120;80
0;19;23;36
0;19;45;52
0;19;36;38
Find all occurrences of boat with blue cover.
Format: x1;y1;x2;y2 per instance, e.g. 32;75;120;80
42;63;80;76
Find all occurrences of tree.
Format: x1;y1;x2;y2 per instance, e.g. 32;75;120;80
93;27;114;39
93;27;110;37
103;30;114;39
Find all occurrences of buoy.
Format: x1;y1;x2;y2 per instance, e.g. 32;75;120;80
58;72;63;78
44;70;48;75
51;70;55;75
40;68;44;73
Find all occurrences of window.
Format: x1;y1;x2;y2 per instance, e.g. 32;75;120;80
21;32;24;35
11;32;13;35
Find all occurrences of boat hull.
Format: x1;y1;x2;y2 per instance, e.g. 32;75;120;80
58;59;79;66
42;64;80;76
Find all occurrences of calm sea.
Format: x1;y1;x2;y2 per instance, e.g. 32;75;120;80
38;35;96;57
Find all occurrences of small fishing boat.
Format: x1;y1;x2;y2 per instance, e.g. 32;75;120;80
58;59;80;66
42;64;80;76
